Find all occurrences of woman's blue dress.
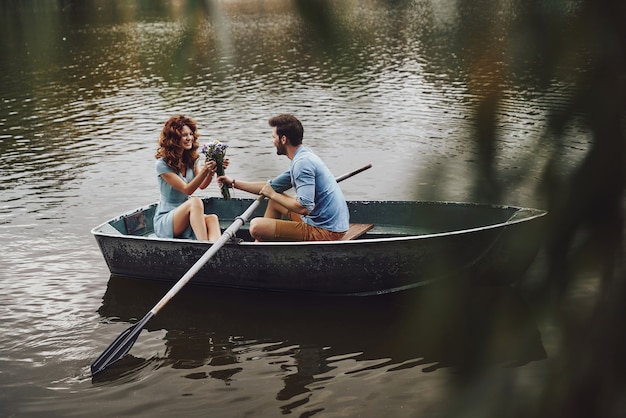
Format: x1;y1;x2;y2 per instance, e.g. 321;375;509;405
153;158;195;239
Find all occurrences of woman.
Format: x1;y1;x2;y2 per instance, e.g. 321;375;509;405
154;115;226;241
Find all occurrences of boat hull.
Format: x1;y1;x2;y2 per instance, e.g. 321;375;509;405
92;199;547;295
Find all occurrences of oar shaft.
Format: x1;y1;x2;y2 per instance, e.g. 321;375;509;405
150;161;369;314
91;163;371;376
336;163;372;182
151;195;264;314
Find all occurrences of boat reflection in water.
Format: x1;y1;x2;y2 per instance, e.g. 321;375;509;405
95;274;546;403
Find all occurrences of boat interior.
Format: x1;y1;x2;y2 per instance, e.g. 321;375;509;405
95;198;544;242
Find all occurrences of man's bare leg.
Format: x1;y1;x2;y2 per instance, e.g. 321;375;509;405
263;199;289;219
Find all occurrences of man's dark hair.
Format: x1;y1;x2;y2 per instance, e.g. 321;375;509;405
269;114;304;146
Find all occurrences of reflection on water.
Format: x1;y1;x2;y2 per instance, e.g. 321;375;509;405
0;0;606;416
94;275;545;413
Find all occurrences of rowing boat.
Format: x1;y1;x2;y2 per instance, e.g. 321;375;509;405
91;198;546;295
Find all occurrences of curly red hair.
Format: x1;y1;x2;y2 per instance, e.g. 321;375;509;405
155;115;200;172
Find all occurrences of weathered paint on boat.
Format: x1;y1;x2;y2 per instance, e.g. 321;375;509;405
91;198;547;295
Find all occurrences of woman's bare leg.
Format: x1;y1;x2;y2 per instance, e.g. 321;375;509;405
172;197;208;240
204;214;221;241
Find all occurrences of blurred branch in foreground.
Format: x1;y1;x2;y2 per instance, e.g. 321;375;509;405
463;0;626;415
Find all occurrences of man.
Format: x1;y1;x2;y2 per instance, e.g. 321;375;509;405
219;114;349;241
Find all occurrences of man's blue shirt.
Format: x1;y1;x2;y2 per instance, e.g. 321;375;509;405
269;147;349;232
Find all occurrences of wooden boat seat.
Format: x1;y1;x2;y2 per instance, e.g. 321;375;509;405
340;223;374;241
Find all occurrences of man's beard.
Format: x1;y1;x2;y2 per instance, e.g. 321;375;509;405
276;142;286;155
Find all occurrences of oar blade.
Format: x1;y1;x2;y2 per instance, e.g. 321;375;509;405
91;313;152;376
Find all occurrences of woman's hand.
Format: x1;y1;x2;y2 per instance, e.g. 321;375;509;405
203;160;217;177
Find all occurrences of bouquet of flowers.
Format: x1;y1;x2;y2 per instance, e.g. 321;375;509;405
201;140;230;200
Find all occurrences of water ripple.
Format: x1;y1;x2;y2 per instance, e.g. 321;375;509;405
0;1;589;416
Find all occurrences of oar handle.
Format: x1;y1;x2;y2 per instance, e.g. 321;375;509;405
335;163;372;183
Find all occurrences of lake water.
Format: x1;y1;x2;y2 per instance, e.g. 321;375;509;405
0;1;590;416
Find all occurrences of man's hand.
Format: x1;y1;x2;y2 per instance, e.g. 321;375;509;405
259;183;276;199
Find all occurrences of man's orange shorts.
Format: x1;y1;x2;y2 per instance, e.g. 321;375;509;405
273;211;345;241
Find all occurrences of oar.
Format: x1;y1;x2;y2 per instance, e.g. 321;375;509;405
90;162;372;376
